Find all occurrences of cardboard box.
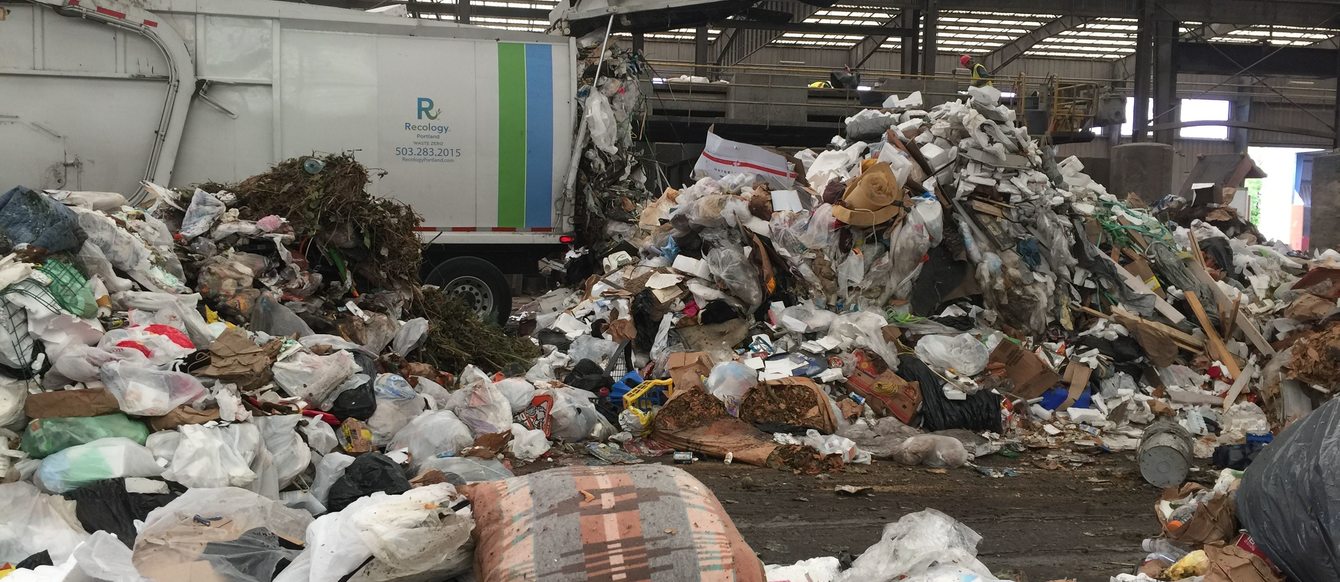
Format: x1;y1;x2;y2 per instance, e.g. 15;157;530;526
24;388;121;419
988;342;1061;399
845;349;920;424
666;352;714;393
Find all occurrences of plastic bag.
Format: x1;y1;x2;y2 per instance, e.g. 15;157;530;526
388;410;473;471
97;324;195;368
888;435;970;468
365;374;425;446
1237;397;1340;582
250;294;315;338
840;509;1003;582
52;345;125;385
326;453;410;513
545;386;605;442
20;413;150;459
705;243;763;310
781;429;869;464
0;481;88;564
509;423;551;461
914;334;989;376
766;557;841;582
152;423;263;489
706;361;757;417
36;437;163;493
447;365;512;437
179;189;227;239
133;487;312;579
418;456;514;483
586;92;618;154
825;311;900;369
99;361;206;417
118;291;214;348
0;186;87;253
255;415;313;489
495;377;537;414
310;452;355;507
390;317;429;357
887;199;937;302
567;334;620;368
273;350;360;409
348;483;472;569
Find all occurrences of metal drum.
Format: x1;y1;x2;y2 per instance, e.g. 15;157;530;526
1139;421;1194;488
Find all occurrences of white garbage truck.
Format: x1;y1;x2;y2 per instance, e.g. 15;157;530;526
0;0;578;322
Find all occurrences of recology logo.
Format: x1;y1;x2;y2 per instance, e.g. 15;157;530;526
416;97;441;120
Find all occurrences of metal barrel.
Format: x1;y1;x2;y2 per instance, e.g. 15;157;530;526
1139;421;1194;488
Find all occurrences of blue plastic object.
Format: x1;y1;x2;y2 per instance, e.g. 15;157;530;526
1040;386;1091;410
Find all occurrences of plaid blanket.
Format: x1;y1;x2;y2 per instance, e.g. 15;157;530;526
463;464;764;582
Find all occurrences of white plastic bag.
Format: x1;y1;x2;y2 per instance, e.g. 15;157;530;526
495;378;537;414
255;415;313;489
508;423;551;461
179;188;227;239
774;429;869;464
914;334;989;376
545;386;604;442
301;418;340;455
36;437;164;493
51;345;126;385
366;374;426;446
134;487;312;576
825;311;900;369
447;365;512;437
766;557;841;582
840;509;1004;582
706;361;757;416
154;423;263;489
100;361;206;416
388;410;474;471
417;456;514;483
0;481;88;563
586;92;618;154
273;350;360;409
390;317;429;357
97;325;195;368
349;483;472;568
310;452;355;507
0;375;29;429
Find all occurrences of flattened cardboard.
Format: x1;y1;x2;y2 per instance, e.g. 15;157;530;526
24;388;121;419
666;352;714;393
988;342;1060;399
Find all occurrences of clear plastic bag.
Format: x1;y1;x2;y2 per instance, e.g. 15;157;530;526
0;480;88;564
706;361;757;416
273;350;361;409
446;365;513;437
366;374;425;446
509;423;551;461
914;334;989;376
705;243;762;310
825;311;900;370
97;324;196;368
888;435;970;468
567;335;620;368
417;456;514;483
586;92;618;154
348;483;472;573
179;188;227;239
36;437;164;493
310;452;355;508
388;410;474;471
840;509;1003;582
250;294;315;338
545;386;606;442
100;361;207;416
134;487;313;579
390;317;429;357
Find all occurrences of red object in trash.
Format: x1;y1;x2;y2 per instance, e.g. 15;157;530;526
300;408;341;426
1234;532;1282;574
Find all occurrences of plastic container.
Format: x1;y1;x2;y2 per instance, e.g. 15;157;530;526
1139;421;1194;487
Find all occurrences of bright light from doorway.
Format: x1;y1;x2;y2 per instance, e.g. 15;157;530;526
1248;146;1322;245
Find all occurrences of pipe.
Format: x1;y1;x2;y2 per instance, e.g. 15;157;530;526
562;13;616;214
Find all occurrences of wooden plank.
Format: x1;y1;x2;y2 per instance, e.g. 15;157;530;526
1223;360;1257;410
1185;290;1242;379
1105;254;1186;324
1187;229;1208;269
1100;305;1205;352
1221;295;1241;338
1182;252;1276;356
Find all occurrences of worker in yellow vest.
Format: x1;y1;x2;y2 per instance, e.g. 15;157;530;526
961;54;991;87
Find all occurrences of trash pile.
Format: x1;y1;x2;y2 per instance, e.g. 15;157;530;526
571;37;650;245
524;84;1340;490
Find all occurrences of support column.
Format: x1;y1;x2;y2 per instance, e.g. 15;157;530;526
632;32;645;55
455;0;470;23
901;10;921;76
1133;1;1153;142
1153;15;1179;145
1334;48;1340;149
695;27;709;77
920;2;938;76
1234;85;1252;152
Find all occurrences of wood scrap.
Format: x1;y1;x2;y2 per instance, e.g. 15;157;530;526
1222;359;1258;410
1185;290;1242;380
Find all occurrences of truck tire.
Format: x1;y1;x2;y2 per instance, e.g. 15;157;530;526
425;257;512;325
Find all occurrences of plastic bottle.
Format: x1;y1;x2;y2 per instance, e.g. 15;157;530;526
1142;538;1188;563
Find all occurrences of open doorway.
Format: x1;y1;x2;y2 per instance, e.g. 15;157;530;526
1247;146;1322;246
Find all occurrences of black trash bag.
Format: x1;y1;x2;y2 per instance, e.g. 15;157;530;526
1237;397;1340;582
326;452;411;513
63;478;182;547
328;349;378;421
563;358;613;395
1199;236;1236;279
909;245;968;317
15;550;52;570
632;289;658;353
1212;442;1265;470
0;186;87;253
200;527;302;582
898;356;1003;433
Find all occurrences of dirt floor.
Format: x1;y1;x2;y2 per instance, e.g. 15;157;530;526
680;450;1167;582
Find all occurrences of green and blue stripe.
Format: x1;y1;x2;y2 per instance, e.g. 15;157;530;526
497;42;556;229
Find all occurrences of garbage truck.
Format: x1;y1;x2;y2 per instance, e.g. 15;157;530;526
0;0;578;323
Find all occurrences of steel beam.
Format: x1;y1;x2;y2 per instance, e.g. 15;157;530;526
695;26;710;76
1153;16;1180;145
1114;22;1246;77
1133;1;1154;141
920;1;938;75
710;20;913;35
902;10;921;75
982;15;1091;71
710;0;825;67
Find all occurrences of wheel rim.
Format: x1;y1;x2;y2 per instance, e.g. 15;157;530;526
446;275;495;319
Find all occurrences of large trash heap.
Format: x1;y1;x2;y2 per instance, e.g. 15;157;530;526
0;83;1336;582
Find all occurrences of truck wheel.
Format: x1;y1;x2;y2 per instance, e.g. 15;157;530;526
425;257;512;325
